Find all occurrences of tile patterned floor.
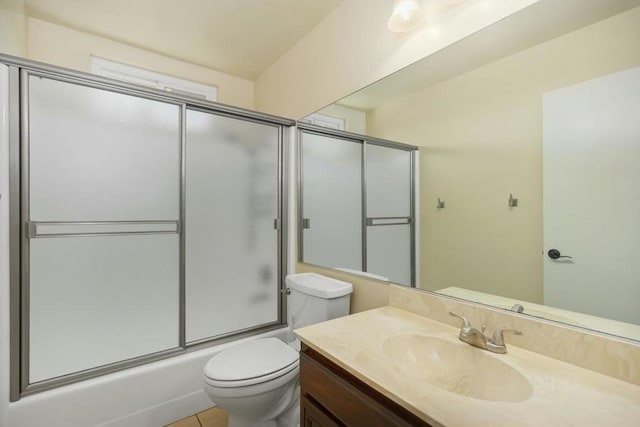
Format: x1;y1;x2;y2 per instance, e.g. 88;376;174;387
166;407;228;427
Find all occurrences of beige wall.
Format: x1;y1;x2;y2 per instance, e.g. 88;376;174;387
296;263;389;314
26;18;254;109
0;1;27;57
366;7;640;303
254;0;538;118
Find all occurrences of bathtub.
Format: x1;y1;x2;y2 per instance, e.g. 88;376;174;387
3;326;290;427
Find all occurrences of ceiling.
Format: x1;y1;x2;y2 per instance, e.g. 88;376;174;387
22;0;343;80
336;0;640;111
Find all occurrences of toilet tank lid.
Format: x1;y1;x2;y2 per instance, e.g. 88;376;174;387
285;273;353;298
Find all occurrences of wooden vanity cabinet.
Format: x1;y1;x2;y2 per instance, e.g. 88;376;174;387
300;344;432;427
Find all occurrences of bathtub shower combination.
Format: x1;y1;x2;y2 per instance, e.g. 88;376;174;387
4;56;292;401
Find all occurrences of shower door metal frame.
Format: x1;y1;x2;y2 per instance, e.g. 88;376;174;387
8;64;22;404
296;122;418;287
182;105;288;346
4;53;293;401
17;67;187;398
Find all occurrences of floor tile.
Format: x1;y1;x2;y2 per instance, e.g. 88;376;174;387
197;407;228;427
165;414;201;427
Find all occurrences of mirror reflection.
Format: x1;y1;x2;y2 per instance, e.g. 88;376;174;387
298;126;417;286
301;4;640;341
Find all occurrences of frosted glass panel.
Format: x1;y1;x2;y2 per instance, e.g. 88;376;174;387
301;132;362;270
28;76;180;221
366;144;411;217
367;225;411;286
29;235;179;382
185;110;279;342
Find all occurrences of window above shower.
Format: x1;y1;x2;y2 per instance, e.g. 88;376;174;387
91;56;218;101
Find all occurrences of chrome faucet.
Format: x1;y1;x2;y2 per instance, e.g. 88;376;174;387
449;311;488;349
449;312;522;354
510;303;524;313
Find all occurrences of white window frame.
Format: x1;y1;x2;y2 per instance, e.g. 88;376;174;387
300;112;346;130
90;56;217;101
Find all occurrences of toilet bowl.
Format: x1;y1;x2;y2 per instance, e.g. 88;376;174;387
202;273;352;427
203;337;300;427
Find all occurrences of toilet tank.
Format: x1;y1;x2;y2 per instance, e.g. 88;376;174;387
286;273;353;329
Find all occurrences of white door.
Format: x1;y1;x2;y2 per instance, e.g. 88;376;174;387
543;66;640;325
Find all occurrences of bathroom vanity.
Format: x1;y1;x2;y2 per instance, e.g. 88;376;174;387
296;305;640;426
300;344;430;426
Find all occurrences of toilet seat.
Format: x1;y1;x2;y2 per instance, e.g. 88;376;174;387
204;337;299;388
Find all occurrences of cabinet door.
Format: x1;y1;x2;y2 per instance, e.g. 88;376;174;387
301;396;343;427
300;348;431;427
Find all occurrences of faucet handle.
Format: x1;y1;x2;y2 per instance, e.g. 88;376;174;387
491;329;522;346
449;311;471;329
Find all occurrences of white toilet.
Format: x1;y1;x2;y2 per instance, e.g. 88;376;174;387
202;273;353;427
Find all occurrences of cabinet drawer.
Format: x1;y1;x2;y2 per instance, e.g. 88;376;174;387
301;395;342;427
300;346;431;427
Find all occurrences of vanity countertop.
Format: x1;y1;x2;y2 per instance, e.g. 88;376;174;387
294;306;640;427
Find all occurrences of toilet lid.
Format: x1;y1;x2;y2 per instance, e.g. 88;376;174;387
204;337;298;383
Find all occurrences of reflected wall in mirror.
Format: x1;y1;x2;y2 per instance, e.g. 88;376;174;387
301;2;640;341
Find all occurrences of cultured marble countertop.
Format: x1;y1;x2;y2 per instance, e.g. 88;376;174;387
295;306;640;427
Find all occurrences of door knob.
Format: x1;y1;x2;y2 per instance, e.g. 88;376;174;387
548;249;572;260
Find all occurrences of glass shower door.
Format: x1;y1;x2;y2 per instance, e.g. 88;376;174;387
185;109;281;342
26;74;181;383
300;131;363;271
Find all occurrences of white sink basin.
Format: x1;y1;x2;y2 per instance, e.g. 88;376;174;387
383;334;534;402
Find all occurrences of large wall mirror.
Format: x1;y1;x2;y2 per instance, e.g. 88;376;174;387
300;0;640;342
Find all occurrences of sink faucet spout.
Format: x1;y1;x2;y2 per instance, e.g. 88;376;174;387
465;327;489;350
449;312;488;350
449;311;521;353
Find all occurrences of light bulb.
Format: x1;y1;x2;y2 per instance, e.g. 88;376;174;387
387;0;425;32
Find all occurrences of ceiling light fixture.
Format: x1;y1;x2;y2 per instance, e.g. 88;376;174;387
387;0;426;32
